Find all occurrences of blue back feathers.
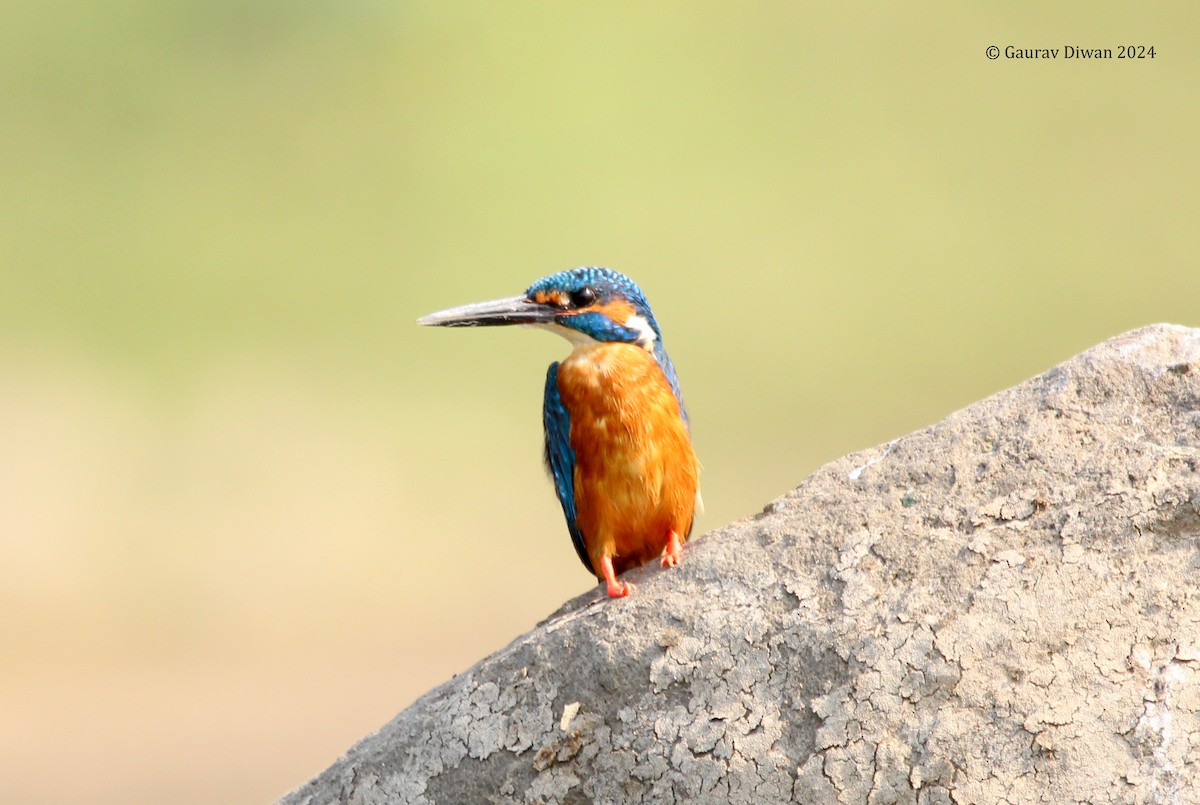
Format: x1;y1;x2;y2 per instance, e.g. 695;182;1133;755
542;363;591;573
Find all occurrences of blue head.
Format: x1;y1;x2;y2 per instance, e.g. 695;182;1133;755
525;267;660;344
419;267;688;414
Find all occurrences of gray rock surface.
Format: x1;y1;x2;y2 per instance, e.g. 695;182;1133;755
283;324;1200;805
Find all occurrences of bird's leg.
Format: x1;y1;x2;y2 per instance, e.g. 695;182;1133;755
600;555;633;598
661;529;683;568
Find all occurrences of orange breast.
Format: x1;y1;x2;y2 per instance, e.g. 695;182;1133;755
556;343;700;576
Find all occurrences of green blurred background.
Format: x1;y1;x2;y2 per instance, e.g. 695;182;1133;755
1;2;1196;801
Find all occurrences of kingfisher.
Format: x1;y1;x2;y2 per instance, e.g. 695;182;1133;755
418;267;700;598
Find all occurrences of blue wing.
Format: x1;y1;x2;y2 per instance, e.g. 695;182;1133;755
652;342;689;426
543;362;592;574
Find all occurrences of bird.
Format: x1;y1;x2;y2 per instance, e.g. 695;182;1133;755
418;267;700;597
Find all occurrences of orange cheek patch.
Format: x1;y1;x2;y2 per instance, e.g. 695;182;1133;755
592;299;636;325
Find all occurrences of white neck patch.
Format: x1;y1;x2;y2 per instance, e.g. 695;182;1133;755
625;314;657;350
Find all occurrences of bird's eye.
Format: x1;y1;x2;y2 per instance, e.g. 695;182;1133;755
569;287;597;308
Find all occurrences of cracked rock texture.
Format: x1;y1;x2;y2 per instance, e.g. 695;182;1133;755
283;324;1200;805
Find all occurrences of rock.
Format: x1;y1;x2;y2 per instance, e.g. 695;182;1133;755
281;324;1200;805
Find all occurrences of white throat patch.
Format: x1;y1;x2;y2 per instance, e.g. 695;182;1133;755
527;317;657;352
527;321;600;348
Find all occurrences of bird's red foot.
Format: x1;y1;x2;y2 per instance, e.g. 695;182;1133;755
600;556;633;598
661;529;684;568
606;578;633;598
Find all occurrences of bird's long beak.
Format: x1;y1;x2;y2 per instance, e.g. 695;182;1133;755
417;295;557;328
